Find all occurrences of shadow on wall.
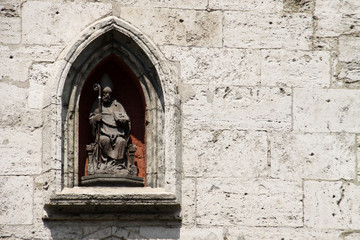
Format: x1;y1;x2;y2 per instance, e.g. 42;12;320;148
44;221;181;240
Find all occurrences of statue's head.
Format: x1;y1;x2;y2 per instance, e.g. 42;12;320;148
100;74;114;104
102;86;112;103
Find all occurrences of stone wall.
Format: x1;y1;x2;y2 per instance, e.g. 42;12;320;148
1;0;360;239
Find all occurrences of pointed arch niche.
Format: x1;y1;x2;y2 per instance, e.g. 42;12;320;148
63;28;167;188
50;17;181;191
45;18;180;220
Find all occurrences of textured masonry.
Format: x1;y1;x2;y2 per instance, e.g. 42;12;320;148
1;0;360;239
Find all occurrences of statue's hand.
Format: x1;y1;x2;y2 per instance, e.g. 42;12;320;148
94;114;102;122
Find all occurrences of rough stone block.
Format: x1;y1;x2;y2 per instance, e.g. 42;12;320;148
0;83;42;129
22;1;112;45
28;63;53;109
313;37;339;51
133;0;207;9
0;17;20;44
344;233;360;240
261;50;330;88
0;45;30;84
0;82;27;127
0;176;33;224
270;132;355;181
224;226;343;240
183;85;292;130
357;135;360;179
338;36;360;63
283;0;314;13
0;82;26;114
304;181;360;229
120;8;222;47
180;227;223;240
161;46;261;85
0;2;21;44
197;178;303;226
337;36;360;88
181;178;196;225
0;2;20;18
0;225;50;239
182;128;268;178
293;88;360;132
337;62;359;88
208;0;282;13
315;0;360;37
224;12;312;50
0;45;62;83
0;127;42;175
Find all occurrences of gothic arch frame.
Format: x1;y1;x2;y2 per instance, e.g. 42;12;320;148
44;17;181;197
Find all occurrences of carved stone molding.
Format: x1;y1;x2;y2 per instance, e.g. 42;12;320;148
44;187;181;221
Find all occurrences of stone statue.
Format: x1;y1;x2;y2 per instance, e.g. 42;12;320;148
82;74;142;186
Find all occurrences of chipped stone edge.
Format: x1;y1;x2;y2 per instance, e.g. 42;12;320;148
44;187;181;221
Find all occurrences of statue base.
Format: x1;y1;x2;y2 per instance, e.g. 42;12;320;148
81;174;144;187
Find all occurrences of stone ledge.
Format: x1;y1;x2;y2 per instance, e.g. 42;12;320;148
43;187;181;221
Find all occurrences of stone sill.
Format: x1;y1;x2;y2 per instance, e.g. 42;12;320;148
44;187;181;221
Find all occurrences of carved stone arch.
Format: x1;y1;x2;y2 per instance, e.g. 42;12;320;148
45;17;180;194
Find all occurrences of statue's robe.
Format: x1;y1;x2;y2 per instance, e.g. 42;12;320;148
89;99;130;161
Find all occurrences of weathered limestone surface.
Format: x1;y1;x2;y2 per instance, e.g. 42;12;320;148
224;12;312;50
0;2;21;44
269;132;356;181
197;178;303;226
120;7;222;47
0;225;50;240
208;0;283;13
181;178;196;225
344;233;360;240
0;45;62;83
1;0;360;239
283;0;314;13
315;0;360;37
0;128;42;175
224;227;343;240
131;0;208;9
28;63;53;109
261;50;331;88
313;37;338;51
357;135;360;178
0;83;42;131
22;1;112;45
183;128;268;178
183;85;292;130
294;88;360;132
304;181;360;229
0;1;21;18
0;17;20;44
337;36;360;88
0;176;33;224
162;46;261;86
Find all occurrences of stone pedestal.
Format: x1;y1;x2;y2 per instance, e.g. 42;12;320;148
81;174;144;187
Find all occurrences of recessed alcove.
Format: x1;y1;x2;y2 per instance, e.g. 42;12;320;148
44;17;181;219
61;27;166;189
78;55;147;183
